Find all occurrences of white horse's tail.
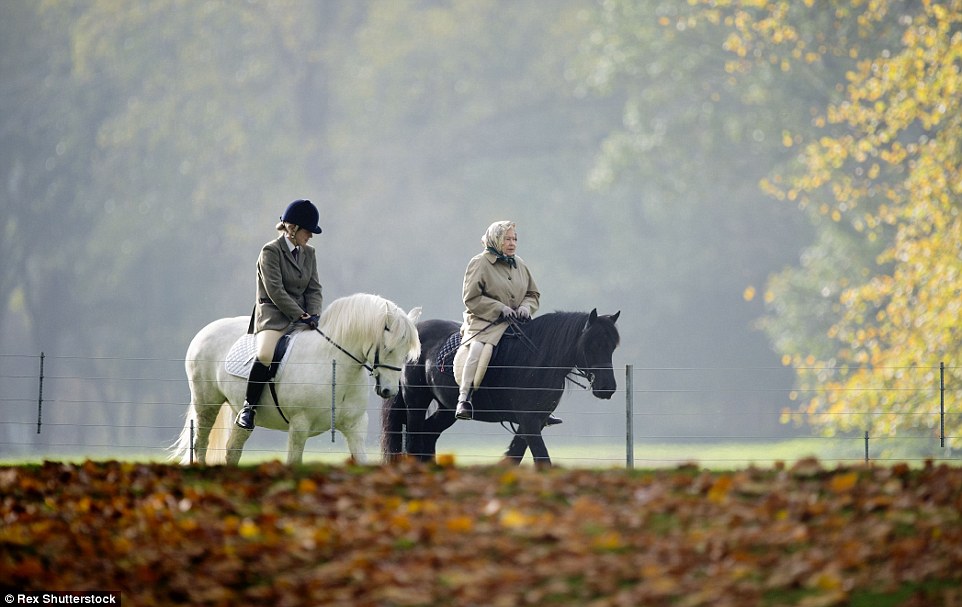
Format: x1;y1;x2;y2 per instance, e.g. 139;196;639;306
204;404;232;464
170;405;196;465
169;402;232;465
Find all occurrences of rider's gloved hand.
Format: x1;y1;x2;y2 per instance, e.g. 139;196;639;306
517;305;531;320
501;305;517;319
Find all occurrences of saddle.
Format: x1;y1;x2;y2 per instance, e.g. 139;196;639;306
225;327;301;380
437;321;533;376
436;332;461;376
225;328;304;425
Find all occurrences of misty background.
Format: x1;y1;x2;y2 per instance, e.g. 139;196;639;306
1;0;819;462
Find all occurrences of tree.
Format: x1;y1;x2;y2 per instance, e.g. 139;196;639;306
688;0;962;445
573;0;826;437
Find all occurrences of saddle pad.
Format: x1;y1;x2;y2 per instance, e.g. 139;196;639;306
437;331;461;376
225;331;300;378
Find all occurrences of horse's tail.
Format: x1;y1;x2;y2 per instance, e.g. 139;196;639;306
203;404;232;465
169;402;232;465
381;391;406;463
170;404;197;465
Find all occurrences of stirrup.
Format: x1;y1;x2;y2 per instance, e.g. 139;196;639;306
455;400;473;421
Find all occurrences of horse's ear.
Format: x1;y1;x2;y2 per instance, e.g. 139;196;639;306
408;306;422;323
584;308;599;331
609;311;620;324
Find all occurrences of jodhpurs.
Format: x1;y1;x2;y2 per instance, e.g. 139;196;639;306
254;329;285;367
457;340;494;402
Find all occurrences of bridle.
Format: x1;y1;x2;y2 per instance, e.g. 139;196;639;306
566;367;596;390
506;317;601;390
566;326;605;390
315;327;403;381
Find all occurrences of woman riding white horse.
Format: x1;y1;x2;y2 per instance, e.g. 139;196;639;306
174;293;421;465
236;199;324;432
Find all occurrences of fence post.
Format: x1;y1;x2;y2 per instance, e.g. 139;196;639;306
626;364;634;470
36;352;45;434
189;419;194;464
864;430;869;462
940;361;945;449
331;359;337;443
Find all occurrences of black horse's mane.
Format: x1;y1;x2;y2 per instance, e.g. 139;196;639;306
497;310;619;367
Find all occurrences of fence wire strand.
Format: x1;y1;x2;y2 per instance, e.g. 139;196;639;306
0;353;958;466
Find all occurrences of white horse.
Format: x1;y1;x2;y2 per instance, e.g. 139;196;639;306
172;293;421;465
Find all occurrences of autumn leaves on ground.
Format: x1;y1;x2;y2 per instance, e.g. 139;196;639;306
1;459;960;607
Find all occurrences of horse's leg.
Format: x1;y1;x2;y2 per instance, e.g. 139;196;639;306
518;417;552;470
187;374;228;465
225;426;252;466
192;402;222;465
286;417;309;466
381;393;406;463
500;434;529;467
341;410;369;465
404;389;439;462
421;406;456;461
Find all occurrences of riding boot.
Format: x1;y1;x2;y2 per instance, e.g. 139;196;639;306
457;343;484;421
235;361;271;431
456;388;474;420
545;414;563;426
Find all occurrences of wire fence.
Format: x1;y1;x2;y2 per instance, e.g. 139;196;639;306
0;352;958;467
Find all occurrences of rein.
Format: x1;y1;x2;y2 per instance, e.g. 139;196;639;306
504;318;538;352
314;328;403;374
566;367;596;390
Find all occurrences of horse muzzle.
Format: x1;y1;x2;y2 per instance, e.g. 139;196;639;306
593;387;616;400
591;371;617;399
376;382;399;399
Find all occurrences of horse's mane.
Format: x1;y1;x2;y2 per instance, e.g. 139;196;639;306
502;311;620;365
320;293;421;361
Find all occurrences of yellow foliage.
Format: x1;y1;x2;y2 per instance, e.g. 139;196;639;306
238;518;259;539
829;471;859;493
445;516;473;533
499;508;532;529
707;475;733;503
591;530;625;552
691;0;962;441
297;478;318;494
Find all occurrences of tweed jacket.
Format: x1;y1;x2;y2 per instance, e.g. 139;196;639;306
253;236;323;333
460;249;540;345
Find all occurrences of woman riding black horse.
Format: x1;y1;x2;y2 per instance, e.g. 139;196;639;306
382;307;620;468
454;220;559;426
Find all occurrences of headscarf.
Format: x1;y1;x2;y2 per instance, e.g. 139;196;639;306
482;220;517;268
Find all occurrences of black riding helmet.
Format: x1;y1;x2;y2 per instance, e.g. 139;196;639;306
280;199;322;234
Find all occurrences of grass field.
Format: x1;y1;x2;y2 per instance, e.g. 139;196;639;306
2;436;956;469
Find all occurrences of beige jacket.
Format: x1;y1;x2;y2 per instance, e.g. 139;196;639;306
460;250;540;345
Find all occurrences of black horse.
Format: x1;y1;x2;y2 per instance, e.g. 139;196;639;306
381;309;620;468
